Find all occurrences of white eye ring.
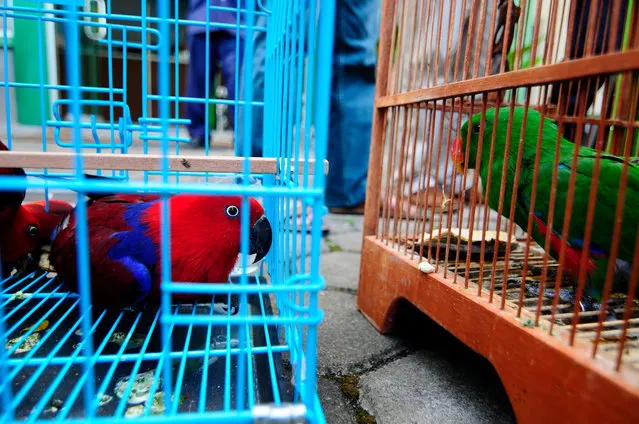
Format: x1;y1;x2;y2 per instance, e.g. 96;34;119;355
226;205;239;218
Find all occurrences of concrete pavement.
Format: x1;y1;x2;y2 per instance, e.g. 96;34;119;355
315;213;517;424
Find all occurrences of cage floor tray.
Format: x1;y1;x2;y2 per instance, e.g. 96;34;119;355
2;271;293;420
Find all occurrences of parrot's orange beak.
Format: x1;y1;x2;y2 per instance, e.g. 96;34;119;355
451;136;465;174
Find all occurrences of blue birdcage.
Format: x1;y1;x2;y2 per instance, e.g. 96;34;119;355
0;0;334;422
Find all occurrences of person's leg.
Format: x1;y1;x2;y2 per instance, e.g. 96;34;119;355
185;32;216;147
217;33;244;132
236;9;267;158
325;0;381;212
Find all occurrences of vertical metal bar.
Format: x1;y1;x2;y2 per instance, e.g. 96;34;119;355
471;0;489;79
173;0;181;168
61;0;97;416
141;0;150;178
460;0;478;81
516;89;547;317
426;100;447;269
443;99;466;278
421;0;436;88
308;0;335;408
512;0;528;72
452;96;475;287
542;0;561;67
363;0;397;237
415;105;435;261
496;93;523;310
476;100;501;298
237;0;256;412
2;0;12;148
462;96;488;289
452;0;469;82
156;0;174;415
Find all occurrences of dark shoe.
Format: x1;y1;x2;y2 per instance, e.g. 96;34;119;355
329;202;366;215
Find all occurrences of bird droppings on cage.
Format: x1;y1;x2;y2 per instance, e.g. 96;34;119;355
418;261;436;274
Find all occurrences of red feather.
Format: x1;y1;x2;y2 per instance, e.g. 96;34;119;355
532;214;597;278
50;194;267;309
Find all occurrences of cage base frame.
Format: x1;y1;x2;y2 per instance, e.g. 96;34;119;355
357;236;639;424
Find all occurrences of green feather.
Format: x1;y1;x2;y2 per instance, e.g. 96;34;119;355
458;107;639;301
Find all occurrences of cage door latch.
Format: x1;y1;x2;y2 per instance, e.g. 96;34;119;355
252;403;307;423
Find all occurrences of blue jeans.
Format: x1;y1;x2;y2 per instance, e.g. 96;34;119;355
235;8;267;157
237;0;381;208
186;32;244;140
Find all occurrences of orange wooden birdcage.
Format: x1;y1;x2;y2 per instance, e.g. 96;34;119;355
357;1;639;423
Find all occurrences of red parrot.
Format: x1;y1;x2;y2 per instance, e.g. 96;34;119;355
49;193;273;309
0;140;74;276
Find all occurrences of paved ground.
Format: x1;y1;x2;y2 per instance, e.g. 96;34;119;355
315;213;517;424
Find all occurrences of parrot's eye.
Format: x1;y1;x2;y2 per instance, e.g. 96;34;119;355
26;225;39;237
225;205;240;218
472;123;481;134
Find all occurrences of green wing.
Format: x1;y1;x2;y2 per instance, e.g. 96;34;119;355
528;150;639;262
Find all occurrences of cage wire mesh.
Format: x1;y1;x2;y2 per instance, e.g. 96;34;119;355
0;0;334;422
371;0;639;381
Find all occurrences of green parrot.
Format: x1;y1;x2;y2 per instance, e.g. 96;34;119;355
451;106;639;303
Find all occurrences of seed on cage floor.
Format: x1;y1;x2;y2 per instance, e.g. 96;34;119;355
115;370;158;406
124;392;174;418
211;334;239;350
98;394;113;408
106;332;145;351
5;332;40;354
41;399;63;416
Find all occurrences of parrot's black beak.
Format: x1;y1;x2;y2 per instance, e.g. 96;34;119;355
249;215;272;263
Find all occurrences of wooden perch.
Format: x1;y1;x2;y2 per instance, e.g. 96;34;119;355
0;151;329;175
